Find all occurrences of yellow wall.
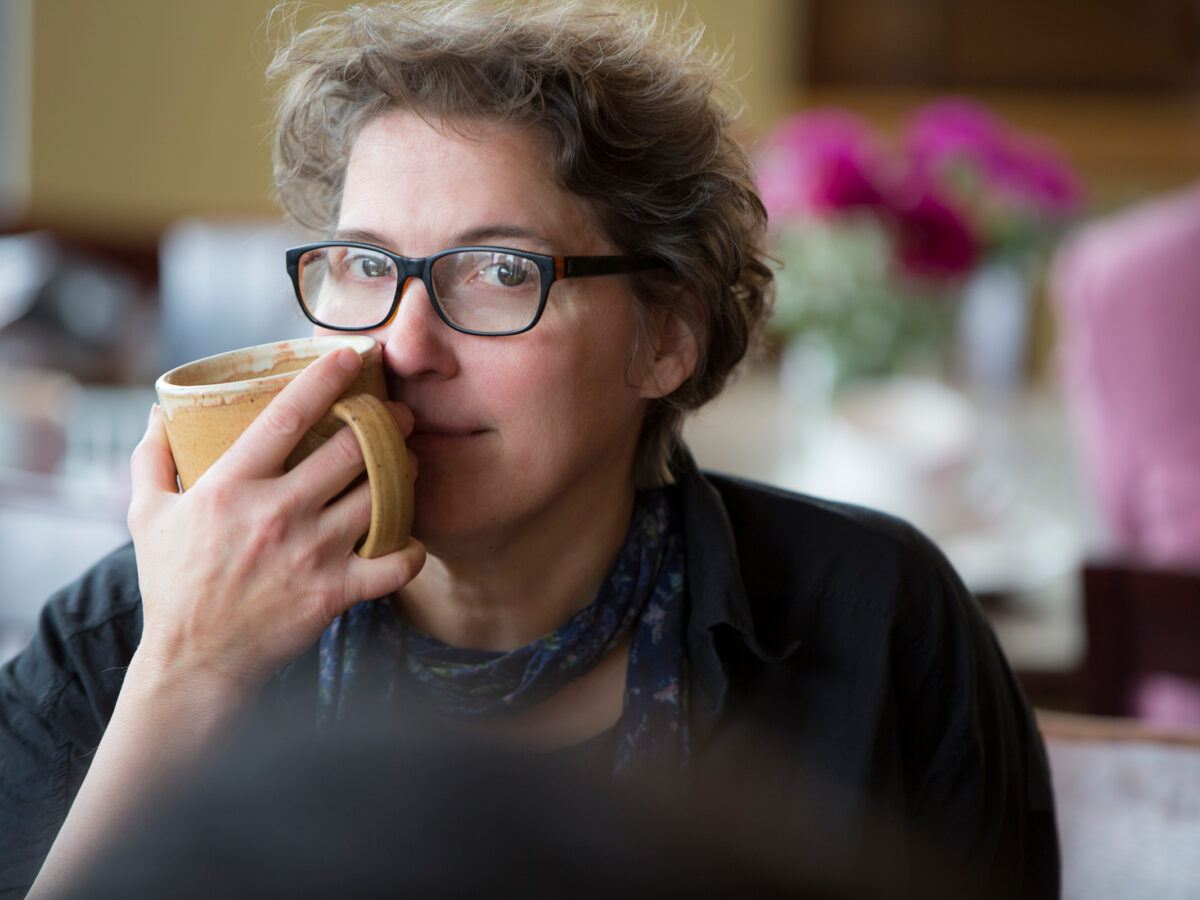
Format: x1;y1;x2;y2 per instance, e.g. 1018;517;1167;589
27;0;796;243
30;0;331;240
672;0;802;135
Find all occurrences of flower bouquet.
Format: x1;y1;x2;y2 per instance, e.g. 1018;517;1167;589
756;98;1083;387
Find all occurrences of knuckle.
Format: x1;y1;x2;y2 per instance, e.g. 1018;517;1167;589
129;435;150;464
195;478;238;517
397;541;427;581
327;429;365;471
259;399;306;440
125;496;148;533
296;355;350;399
128;435;158;474
305;583;347;630
251;503;293;548
387;401;415;435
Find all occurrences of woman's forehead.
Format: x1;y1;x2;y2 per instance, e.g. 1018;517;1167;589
340;110;610;254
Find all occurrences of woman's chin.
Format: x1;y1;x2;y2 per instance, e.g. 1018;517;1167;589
408;479;502;553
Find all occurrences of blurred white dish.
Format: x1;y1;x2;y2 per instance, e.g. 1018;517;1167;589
775;376;978;535
833;376;978;473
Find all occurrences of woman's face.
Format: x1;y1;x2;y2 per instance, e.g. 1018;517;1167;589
330;110;685;553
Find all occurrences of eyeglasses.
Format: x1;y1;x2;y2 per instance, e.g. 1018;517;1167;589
285;241;663;336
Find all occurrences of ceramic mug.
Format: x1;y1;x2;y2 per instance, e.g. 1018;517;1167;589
154;335;412;557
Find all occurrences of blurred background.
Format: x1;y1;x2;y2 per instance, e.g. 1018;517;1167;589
1;0;1198;723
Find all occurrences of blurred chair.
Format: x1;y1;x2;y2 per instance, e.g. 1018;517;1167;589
1039;710;1200;900
1052;184;1200;729
1081;560;1200;721
1051;182;1200;566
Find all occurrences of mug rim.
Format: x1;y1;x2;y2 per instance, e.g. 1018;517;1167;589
156;335;379;394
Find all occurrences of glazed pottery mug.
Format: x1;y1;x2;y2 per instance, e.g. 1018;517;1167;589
154;335;412;558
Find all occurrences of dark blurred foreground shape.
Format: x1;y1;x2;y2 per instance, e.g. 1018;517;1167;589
53;684;1200;900
61;712;962;900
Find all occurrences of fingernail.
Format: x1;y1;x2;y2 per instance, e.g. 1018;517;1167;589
335;348;361;373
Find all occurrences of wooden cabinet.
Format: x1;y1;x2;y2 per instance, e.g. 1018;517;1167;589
804;0;1200;91
796;1;1200;203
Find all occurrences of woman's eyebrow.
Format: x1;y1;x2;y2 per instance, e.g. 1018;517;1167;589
452;224;553;248
332;227;393;246
331;224;557;253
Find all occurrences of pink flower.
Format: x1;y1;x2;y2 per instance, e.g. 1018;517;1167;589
757;98;1083;286
905;97;1083;219
906;98;1009;169
995;135;1083;217
756;109;887;222
886;178;979;279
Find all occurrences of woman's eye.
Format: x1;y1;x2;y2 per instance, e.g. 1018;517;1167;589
483;257;529;287
347;253;393;279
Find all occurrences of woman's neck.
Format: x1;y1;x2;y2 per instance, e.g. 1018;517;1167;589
394;482;638;651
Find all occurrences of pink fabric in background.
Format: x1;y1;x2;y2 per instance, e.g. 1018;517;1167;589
1052;183;1200;565
1052;183;1200;728
1136;674;1200;729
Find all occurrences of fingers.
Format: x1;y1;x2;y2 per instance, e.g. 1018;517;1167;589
289;399;416;508
343;537;427;608
291;424;370;510
315;467;374;550
217;348;363;480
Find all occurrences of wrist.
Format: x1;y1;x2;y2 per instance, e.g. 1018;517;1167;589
125;643;261;729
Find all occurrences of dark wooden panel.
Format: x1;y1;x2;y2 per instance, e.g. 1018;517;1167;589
1083;560;1200;717
805;0;1200;91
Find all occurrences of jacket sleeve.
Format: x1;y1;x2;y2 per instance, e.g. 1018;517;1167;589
887;534;1060;899
0;544;142;898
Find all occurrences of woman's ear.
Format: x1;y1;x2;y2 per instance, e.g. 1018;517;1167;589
637;303;700;400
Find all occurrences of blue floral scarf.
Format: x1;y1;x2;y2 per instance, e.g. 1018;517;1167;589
316;488;688;777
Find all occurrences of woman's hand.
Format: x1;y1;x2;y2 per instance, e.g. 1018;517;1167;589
127;347;426;699
29;347;427;899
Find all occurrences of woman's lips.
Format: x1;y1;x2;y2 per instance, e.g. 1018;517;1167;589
410;417;487;436
407;422;489;447
399;402;490;448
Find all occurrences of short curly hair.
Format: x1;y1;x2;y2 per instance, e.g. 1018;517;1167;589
268;0;774;485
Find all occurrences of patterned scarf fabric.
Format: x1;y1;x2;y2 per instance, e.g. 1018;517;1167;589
316;488;688;776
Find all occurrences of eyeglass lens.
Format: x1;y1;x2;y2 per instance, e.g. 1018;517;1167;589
297;245;545;333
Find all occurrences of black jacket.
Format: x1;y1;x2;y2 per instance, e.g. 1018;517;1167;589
0;451;1058;897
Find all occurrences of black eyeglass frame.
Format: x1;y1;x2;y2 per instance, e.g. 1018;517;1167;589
285;241;664;337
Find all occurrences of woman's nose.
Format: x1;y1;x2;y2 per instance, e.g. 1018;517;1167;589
373;276;458;379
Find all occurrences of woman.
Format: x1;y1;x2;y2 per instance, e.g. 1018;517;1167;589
2;3;1057;897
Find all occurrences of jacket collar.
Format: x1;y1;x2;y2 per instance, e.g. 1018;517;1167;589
669;445;755;737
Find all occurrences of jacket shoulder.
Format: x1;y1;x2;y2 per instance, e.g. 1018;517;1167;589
693;472;1057;897
2;541;142;723
704;472;965;611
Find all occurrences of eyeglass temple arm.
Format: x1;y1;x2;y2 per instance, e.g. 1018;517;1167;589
559;256;663;279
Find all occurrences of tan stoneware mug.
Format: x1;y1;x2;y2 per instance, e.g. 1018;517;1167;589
154;335;412;558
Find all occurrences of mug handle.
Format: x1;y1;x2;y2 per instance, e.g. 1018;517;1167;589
329;394;413;558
